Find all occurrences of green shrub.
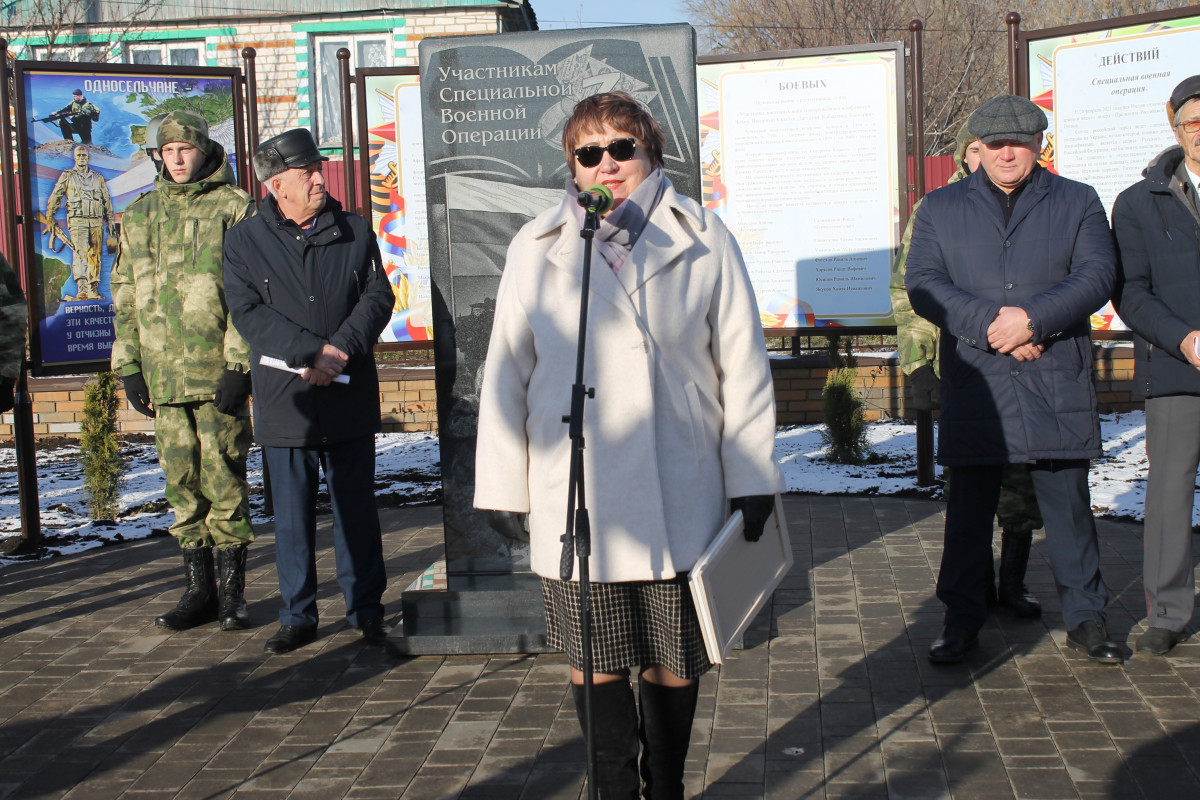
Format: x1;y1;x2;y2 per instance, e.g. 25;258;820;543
80;371;125;520
821;336;871;464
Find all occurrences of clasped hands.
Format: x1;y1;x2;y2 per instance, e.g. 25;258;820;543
301;343;348;386
987;306;1044;362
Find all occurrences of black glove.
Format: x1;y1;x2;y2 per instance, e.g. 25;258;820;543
0;378;13;414
731;495;774;543
908;364;941;411
213;369;252;415
122;371;155;418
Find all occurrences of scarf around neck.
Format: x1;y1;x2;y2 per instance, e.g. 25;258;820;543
567;165;667;273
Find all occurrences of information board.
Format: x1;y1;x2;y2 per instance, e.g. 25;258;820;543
697;44;905;330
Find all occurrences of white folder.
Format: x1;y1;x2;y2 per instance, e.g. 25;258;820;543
688;496;792;665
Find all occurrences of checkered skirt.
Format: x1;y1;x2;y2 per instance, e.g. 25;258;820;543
541;576;713;679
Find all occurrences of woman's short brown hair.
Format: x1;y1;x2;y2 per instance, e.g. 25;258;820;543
561;91;664;176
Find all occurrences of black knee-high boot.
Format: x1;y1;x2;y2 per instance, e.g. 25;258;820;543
638;679;699;800
572;681;641;800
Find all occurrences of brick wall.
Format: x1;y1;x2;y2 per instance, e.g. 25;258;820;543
1;365;436;439
0;345;1141;440
771;343;1140;425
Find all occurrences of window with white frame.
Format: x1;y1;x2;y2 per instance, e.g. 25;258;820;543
126;42;204;67
31;43;108;62
313;32;392;147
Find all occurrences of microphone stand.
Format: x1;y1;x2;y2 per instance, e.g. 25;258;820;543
559;190;603;800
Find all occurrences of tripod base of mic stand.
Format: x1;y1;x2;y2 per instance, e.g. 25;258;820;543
394;573;552;655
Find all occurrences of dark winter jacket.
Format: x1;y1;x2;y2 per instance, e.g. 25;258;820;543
1112;146;1200;399
906;165;1116;465
223;194;393;448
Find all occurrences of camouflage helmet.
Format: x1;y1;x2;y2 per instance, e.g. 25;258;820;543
156;110;211;153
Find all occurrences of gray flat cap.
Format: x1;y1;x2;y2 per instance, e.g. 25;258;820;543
969;95;1047;144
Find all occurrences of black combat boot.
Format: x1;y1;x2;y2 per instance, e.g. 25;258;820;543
638;679;699;800
572;680;641;800
998;529;1041;618
155;545;218;631
216;544;251;631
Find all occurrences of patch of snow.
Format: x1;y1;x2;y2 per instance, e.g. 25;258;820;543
0;414;1177;567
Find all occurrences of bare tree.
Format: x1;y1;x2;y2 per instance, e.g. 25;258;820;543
1;0;158;62
683;0;1198;154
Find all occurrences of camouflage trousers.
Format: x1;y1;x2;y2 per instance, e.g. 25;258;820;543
944;463;1043;533
67;222;103;298
155;401;254;549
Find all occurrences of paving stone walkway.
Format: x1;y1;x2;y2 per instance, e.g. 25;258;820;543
1;496;1198;799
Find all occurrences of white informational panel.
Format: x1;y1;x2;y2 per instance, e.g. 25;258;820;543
697;45;905;330
1024;12;1200;331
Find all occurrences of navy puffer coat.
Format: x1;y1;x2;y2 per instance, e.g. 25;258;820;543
906;166;1116;465
1112;146;1200;399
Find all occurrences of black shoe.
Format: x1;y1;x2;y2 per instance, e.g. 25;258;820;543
1135;627;1183;656
156;546;218;631
998;529;1042;618
928;626;978;664
356;618;391;645
264;624;317;654
216;544;251;631
1066;620;1122;663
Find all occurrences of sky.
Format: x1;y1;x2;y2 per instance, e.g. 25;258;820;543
530;0;692;29
0;412;1162;565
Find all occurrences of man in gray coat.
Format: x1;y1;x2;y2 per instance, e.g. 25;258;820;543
1112;75;1200;656
907;95;1120;664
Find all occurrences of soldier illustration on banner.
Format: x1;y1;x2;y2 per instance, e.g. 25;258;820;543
14;65;243;374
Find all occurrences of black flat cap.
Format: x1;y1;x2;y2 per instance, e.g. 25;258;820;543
1170;75;1200;113
969;94;1047;144
254;128;328;181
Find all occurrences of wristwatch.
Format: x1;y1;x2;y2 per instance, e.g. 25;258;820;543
1026;318;1035;333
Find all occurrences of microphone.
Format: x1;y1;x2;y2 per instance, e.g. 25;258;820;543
576;184;613;215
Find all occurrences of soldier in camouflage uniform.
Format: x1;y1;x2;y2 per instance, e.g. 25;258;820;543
45;145;115;301
891;122;1044;618
51;89;100;145
0;253;28;413
111;110;257;632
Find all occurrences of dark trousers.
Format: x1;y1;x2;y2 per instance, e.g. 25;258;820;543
1143;395;1200;632
263;436;385;629
939;460;1108;633
59;118;92;144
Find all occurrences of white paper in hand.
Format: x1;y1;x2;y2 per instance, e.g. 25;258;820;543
259;355;350;384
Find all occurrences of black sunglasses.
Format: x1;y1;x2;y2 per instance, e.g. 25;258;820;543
573;138;639;168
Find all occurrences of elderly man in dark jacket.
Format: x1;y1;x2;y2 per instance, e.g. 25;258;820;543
907;95;1120;665
224;128;394;655
1112;75;1200;657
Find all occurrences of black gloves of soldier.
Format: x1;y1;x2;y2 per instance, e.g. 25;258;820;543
731;495;774;543
907;365;941;411
0;378;13;414
122;371;155;418
213;369;252;415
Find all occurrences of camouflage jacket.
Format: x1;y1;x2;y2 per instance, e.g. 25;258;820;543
890;162;970;377
55;99;99;122
0;254;27;381
47;166;113;223
111;151;254;403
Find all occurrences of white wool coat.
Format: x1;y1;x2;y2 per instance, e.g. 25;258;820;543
474;180;784;582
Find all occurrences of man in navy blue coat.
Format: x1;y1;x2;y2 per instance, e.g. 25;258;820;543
907;95;1120;664
1113;75;1200;657
224;129;395;655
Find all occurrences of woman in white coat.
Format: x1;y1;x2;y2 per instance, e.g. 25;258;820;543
475;92;783;799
